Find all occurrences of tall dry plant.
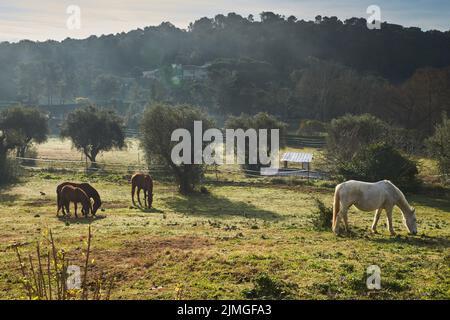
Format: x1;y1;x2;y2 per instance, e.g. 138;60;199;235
13;225;114;300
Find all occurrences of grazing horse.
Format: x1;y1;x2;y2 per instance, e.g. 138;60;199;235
56;182;102;215
332;180;417;236
131;173;153;208
59;185;92;218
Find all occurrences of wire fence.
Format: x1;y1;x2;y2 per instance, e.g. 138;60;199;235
14;156;328;180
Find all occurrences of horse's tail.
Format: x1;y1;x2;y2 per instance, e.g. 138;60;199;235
332;185;340;230
56;187;61;214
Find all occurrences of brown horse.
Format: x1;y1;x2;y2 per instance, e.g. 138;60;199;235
59;185;92;218
56;182;102;215
131;173;153;208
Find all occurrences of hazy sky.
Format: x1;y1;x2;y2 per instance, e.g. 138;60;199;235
1;0;449;42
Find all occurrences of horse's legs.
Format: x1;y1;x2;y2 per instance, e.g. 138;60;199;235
333;206;348;235
131;184;136;206
343;213;349;233
58;199;63;216
143;190;148;208
63;201;69;216
137;188;143;207
74;202;78;218
57;196;61;216
371;209;382;233
386;207;395;236
148;190;153;208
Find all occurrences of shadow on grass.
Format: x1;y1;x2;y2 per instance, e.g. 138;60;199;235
57;214;107;224
165;193;282;221
409;194;450;212
369;234;450;249
0;182;21;203
132;205;164;213
0;193;20;203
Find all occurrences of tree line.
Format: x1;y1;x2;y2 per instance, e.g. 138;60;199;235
1;105;449;190
1;12;449;138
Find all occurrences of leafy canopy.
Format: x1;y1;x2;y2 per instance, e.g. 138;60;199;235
140;103;214;194
0;106;48;147
60;106;125;163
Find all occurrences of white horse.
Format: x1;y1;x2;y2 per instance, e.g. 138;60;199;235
332;180;417;235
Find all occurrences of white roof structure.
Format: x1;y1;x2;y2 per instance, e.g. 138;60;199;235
281;152;313;163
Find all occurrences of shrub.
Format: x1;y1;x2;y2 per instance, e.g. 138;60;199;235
426;114;450;183
326;114;390;165
338;143;420;190
310;198;333;230
242;273;296;300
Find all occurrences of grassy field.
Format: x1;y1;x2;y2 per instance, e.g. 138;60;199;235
0;139;449;299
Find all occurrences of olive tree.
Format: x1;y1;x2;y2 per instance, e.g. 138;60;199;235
0;106;48;158
140;103;214;194
60;106;125;167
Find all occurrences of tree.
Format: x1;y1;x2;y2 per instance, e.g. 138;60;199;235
140;103;214;194
225;112;286;172
92;75;120;102
0;106;48;158
16;62;43;105
426;114;450;181
60;106;125;166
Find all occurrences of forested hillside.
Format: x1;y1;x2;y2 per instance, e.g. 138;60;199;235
1;12;449;135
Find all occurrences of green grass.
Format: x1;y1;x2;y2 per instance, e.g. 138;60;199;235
0;170;449;300
0;139;449;299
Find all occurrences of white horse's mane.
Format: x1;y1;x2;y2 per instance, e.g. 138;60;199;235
384;180;411;212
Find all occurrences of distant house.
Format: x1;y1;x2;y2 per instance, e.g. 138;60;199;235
180;64;210;80
142;69;161;80
142;63;210;81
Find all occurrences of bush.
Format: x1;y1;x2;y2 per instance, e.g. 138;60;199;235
338;143;420;190
310;198;333;230
326;114;390;165
426;114;450;183
242;273;296;300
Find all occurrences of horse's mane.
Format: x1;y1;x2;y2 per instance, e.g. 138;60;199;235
385;180;410;211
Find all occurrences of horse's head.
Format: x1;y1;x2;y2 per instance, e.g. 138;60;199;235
92;198;102;214
403;207;417;235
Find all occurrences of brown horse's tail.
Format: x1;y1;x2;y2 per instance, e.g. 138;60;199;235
56;188;61;214
332;186;340;231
